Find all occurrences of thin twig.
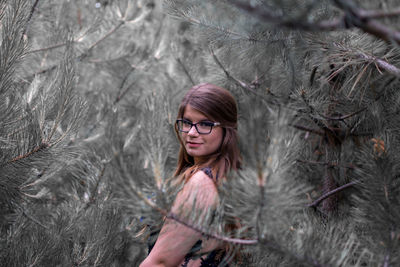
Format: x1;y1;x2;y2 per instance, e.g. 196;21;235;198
300;91;337;136
332;41;400;78
359;8;400;19
134;189;258;245
290;124;325;136
296;159;355;169
85;21;125;54
83;165;107;210
357;51;400;77
176;57;195;86
5;142;50;165
167;212;258;245
114;66;137;104
307;180;358;208
172;7;246;40
114;81;136;105
28;42;69;54
256;163;266;240
22;0;40;37
210;48;257;94
22;209;49;229
210;47;280;108
15;203;49;229
383;252;390;267
89;165;106;203
321;108;366;121
29;21;126;77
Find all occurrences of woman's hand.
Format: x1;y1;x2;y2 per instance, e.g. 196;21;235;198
139;171;219;267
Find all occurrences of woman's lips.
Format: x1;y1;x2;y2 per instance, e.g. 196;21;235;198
187;142;202;148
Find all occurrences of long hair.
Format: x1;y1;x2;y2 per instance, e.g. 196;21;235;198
174;83;241;183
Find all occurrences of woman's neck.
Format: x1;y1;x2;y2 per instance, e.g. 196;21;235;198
193;156;205;165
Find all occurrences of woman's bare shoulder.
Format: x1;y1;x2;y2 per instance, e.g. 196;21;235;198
186;170;218;191
174;170;219;210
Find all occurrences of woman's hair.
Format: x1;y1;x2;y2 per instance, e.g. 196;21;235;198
174;83;241;182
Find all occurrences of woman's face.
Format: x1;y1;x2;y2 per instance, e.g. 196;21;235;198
181;105;223;163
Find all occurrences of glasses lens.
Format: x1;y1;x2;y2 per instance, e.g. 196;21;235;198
197;122;213;134
177;120;192;132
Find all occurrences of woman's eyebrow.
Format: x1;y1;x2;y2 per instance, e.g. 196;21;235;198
183;117;209;122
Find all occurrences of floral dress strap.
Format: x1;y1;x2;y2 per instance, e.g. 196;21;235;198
200;166;219;181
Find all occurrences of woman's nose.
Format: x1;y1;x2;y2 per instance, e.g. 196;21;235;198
188;125;199;136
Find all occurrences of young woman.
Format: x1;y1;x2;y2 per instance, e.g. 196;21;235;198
140;83;241;267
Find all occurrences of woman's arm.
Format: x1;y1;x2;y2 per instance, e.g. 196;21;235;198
140;171;219;267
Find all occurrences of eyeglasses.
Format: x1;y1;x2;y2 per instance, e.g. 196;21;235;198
176;119;220;134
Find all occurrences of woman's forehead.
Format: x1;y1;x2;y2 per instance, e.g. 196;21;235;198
183;105;208;121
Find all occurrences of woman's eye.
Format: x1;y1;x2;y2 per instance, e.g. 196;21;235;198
199;122;212;127
183;120;192;126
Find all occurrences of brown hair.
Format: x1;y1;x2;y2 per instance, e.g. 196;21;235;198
174;83;241;182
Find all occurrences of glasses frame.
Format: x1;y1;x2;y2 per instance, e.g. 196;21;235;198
176;119;221;135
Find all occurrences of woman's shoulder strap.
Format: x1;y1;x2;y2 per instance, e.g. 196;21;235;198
200;167;213;179
199;166;219;181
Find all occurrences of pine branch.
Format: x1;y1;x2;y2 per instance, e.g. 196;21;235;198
89;166;106;203
22;0;39;37
383;253;390;267
28;42;70;54
296;159;355;169
29;20;126;77
307;180;357;208
321;108;366;121
19;168;47;189
15;203;49;229
6;142;50;165
357;51;400;77
291;121;372;142
300;91;337;137
210;47;278;106
331;42;400;77
230;0;342;31
290;124;325;136
133;188;258;245
321;152;338;213
114;66;137;104
83;21;125;57
255;164;266;240
231;0;400;45
27;26;94;54
358;8;400;19
210;48;256;93
168;5;248;41
83;165;107;210
176;57;195;86
131;176;328;266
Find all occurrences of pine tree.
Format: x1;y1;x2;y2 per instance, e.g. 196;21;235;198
4;0;400;266
0;0;186;265
162;0;400;266
1;0;216;265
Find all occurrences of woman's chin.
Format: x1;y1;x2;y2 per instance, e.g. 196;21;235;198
186;148;204;157
187;151;202;157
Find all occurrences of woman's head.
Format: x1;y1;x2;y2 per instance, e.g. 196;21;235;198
174;83;241;179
